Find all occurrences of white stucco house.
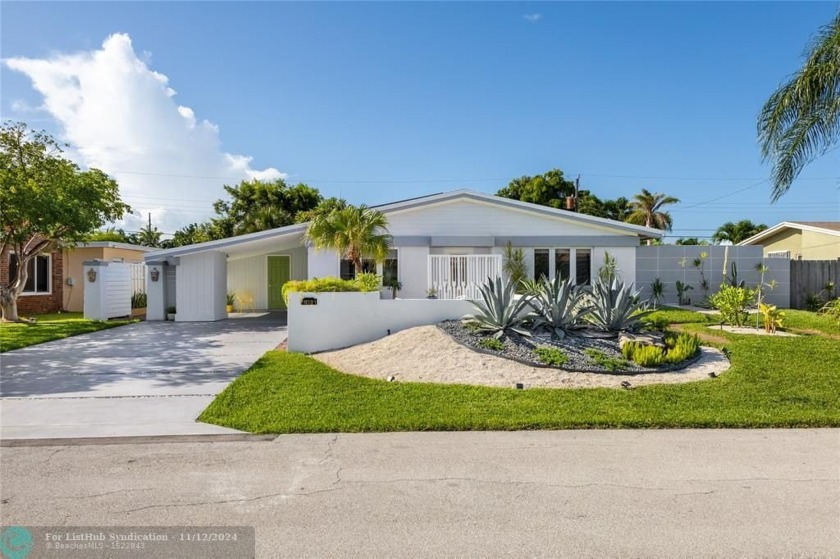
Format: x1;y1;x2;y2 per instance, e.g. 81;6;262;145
143;190;662;321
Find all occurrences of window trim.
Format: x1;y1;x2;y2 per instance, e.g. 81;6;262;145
531;247;593;285
9;252;53;296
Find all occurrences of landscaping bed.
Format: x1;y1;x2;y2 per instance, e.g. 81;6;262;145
437;320;701;375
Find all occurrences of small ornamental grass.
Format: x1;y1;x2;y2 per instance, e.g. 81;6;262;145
584;348;633;372
534;346;568;367
478;338;505;351
621;332;701;367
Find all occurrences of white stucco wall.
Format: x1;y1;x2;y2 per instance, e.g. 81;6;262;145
307;247;340;278
287;292;475;353
398;246;430;298
83;261;132;320
592;247;637;285
175;251;227;321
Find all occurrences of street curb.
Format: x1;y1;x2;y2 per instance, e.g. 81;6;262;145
0;433;277;447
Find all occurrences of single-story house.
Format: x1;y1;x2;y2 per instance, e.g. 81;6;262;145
64;242;154;311
143;189;663;322
0;241;151;315
737;221;840;260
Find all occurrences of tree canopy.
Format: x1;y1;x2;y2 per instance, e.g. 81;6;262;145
712;220;768;245
0;121;129;320
211;179;322;237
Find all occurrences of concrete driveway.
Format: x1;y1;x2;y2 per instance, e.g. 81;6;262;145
0;313;287;439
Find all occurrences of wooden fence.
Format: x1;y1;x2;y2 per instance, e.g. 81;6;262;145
790;260;839;309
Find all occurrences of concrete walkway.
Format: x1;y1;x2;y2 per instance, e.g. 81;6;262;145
2;430;837;558
0;313;287;439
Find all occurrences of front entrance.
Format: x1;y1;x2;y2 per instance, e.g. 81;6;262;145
267;255;291;309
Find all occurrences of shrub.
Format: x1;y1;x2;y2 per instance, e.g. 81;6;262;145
465;276;533;339
584;348;632;371
534;346;568;367
355;272;382;292
622;343;664;367
586;277;651;333
759;303;785;333
663;332;701;364
819;298;840;325
622;332;699;367
282;276;380;304
131;291;147;309
478;338;505;351
710;285;754;327
527;273;591;339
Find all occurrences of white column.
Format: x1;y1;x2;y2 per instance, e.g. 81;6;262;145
146;262;166;321
82;260;109;320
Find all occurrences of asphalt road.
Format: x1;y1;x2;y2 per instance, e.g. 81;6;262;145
2;429;838;558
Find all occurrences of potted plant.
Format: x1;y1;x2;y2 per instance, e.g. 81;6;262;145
426;288;438;300
166;306;176;321
131;291;147;319
385;279;402;299
226;292;236;313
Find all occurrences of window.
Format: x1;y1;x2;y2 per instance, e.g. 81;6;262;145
575;249;591;285
340;258;376;280
533;249;550;280
9;254;51;294
383;250;398;284
554;249;571;280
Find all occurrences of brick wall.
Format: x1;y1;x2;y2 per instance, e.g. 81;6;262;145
0;247;64;315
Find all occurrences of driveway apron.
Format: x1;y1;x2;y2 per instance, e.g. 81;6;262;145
0;314;287;439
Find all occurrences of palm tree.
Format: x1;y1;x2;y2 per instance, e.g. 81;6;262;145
712;220;768;245
627;189;680;245
305;205;392;276
758;11;840;201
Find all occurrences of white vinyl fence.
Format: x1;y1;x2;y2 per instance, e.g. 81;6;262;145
83;260;132;320
129;262;147;295
428;255;502;300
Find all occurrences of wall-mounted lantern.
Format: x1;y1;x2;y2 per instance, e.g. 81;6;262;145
87;268;97;283
150;268;160;282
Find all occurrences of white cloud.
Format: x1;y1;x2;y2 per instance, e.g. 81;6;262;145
4;33;284;234
523;13;542;23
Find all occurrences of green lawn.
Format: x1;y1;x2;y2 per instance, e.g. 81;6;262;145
200;307;840;433
0;313;134;353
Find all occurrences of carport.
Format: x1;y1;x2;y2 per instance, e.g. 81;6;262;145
144;223;319;322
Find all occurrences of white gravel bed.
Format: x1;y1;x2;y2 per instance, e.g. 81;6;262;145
313;325;730;390
707;325;799;337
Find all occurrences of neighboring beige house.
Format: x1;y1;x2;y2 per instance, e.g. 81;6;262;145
738;221;840;260
63;242;153;311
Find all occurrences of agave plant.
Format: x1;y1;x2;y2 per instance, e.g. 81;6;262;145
527;274;591;339
586;277;652;333
465;276;533;339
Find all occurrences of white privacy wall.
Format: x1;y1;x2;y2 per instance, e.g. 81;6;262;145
83;260;132;320
287;292;475;353
635;245;790;307
175;251;227;321
593;247;636;285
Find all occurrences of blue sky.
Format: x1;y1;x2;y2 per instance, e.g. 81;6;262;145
2;1;839;238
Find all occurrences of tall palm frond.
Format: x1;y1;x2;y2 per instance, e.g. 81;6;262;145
627;188;680;245
305;205;392;273
759;12;840;201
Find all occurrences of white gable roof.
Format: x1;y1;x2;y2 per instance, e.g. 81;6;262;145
146;189;661;261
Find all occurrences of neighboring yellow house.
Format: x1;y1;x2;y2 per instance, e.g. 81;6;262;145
63;242;154;312
737;221;840;260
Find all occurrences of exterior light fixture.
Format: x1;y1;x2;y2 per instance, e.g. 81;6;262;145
150;268;160;282
87;268;97;283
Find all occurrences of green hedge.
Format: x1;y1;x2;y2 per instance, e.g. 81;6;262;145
282;273;380;304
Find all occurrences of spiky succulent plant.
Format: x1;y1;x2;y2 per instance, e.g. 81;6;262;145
465;276;533;339
586;277;652;333
527;273;591;339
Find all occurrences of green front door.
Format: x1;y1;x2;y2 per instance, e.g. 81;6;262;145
267;255;291;309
